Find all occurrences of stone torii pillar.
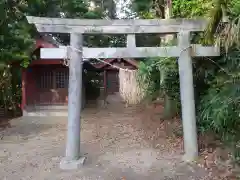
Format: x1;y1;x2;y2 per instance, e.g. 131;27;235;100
178;31;198;161
60;33;86;169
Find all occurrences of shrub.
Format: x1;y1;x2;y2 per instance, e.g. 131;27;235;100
197;48;240;163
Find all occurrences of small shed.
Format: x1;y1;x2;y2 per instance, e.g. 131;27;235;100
95;58;139;95
19;36;139;115
21;36;96;116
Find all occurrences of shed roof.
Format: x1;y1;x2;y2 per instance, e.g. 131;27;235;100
93;58;139;69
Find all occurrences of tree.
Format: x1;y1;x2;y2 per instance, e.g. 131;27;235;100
132;0;181;118
0;0;33;67
205;0;240;49
91;0;116;18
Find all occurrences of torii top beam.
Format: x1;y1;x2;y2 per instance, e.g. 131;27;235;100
26;16;208;34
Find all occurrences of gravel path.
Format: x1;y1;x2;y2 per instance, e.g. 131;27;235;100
0;103;216;180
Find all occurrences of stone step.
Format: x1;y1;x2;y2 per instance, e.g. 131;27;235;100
23;109;68;117
26;105;68;111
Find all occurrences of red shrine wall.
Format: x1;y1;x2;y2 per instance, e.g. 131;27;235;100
22;63;69;108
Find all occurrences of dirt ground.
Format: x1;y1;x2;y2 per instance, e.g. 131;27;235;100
0;98;235;180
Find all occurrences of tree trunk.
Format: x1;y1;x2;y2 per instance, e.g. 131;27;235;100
162;0;178;119
163;94;177;119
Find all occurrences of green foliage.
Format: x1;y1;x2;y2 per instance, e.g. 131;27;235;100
197;48;240;163
137;57;180;102
62;0;90;18
131;0;153;14
230;0;240;18
131;0;165;18
132;0;212;18
172;0;211;18
0;67;21;111
0;0;33;67
137;59;162;100
26;0;62;17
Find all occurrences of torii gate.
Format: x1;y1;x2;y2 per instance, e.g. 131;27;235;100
27;16;220;169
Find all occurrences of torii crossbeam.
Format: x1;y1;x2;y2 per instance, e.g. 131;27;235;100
26;16;220;170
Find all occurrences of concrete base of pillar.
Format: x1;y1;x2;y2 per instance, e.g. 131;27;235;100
59;156;86;170
182;153;198;163
97;99;107;108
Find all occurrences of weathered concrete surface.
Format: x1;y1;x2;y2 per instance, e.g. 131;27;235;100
26;16;208;34
0;102;215;180
64;33;83;164
178;31;198;161
59;156;86;170
40;45;220;59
